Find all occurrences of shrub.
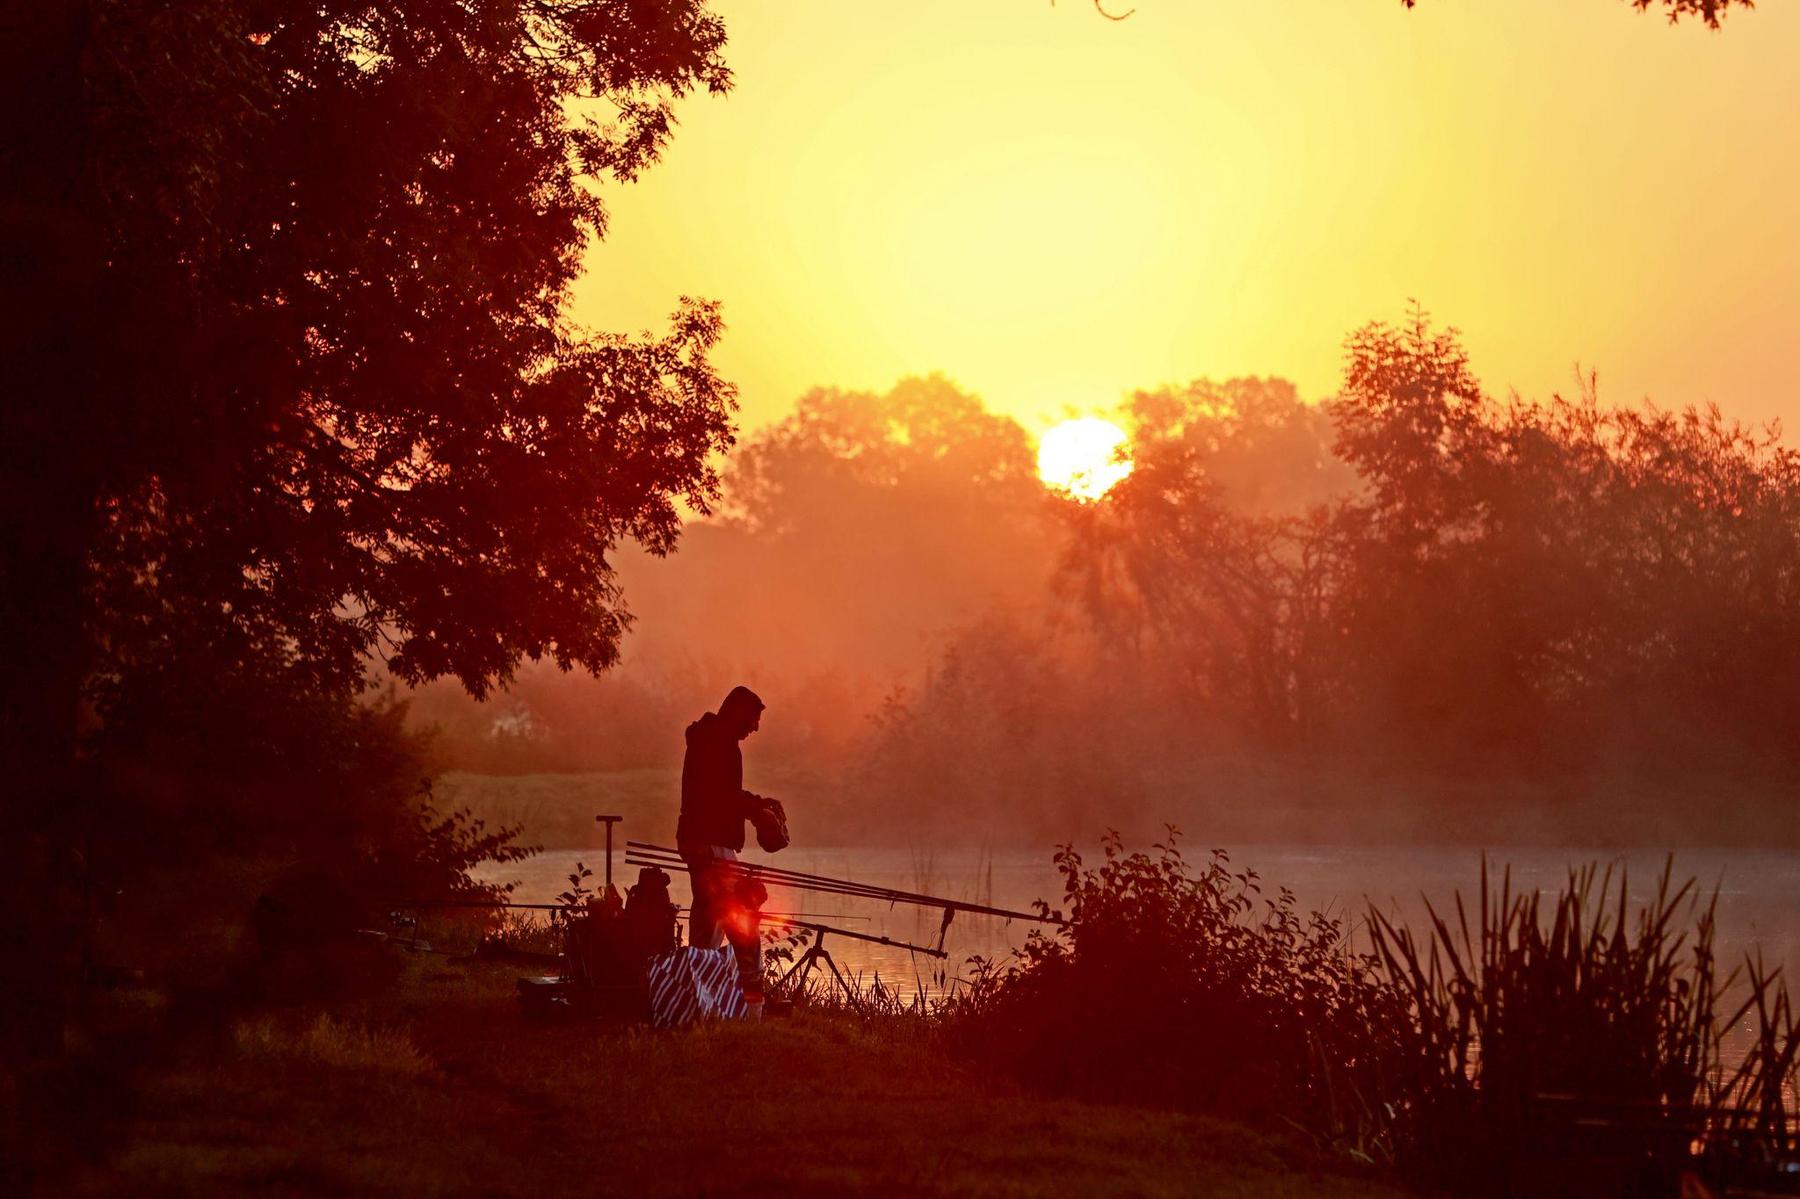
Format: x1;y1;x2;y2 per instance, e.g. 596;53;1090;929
947;839;1799;1193
943;830;1409;1154
94;654;535;916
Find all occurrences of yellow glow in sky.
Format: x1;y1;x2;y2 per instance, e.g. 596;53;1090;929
572;1;1800;438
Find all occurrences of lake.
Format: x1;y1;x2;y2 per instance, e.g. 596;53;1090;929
478;842;1800;1004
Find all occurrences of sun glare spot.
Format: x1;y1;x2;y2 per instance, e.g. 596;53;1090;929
1037;418;1133;501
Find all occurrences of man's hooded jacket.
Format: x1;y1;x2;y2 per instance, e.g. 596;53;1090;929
676;692;762;850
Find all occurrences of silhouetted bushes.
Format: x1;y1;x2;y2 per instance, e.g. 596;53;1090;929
91;647;531;913
943;833;1410;1145
948;840;1800;1193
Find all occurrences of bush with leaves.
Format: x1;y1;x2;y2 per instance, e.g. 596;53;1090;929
945;831;1410;1152
91;648;534;917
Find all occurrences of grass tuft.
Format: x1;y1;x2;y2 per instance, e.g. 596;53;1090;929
233;1013;437;1078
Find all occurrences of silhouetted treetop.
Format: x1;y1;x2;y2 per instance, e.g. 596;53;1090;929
5;1;737;715
1125;377;1351;517
1330;307;1487;543
1036;308;1800;776
1401;0;1752;27
723;376;1039;531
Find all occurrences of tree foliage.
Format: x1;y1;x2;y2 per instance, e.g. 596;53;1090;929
1054;311;1800;779
1056;379;1349;746
3;1;737;754
722;375;1041;532
692;375;1051;687
0;6;739;1069
1402;0;1753;27
395;374;1064;789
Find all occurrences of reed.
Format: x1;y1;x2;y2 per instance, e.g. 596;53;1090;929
1365;855;1798;1193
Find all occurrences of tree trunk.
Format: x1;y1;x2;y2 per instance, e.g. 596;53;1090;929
0;7;112;1184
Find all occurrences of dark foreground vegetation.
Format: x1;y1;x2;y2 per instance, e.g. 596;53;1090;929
939;836;1800;1197
48;945;1406;1198
45;836;1789;1197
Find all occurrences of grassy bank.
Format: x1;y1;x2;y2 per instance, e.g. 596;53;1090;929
65;954;1409;1198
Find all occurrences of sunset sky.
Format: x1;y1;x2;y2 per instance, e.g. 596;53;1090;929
571;0;1800;439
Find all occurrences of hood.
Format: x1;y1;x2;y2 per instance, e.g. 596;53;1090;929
686;711;724;745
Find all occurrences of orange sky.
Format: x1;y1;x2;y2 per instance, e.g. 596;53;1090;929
570;0;1800;440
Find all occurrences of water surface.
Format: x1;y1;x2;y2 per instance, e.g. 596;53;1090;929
479;843;1800;1003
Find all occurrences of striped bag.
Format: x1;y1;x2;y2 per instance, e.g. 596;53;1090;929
646;946;747;1029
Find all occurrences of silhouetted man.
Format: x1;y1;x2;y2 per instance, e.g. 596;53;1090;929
678;685;773;1018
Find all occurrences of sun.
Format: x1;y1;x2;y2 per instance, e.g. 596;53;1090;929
1037;418;1133;501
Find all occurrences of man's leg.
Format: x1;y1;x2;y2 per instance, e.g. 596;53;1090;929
725;873;765;1019
679;847;762;1017
680;847;726;949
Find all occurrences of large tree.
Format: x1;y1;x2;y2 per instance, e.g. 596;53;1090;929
1;1;736;833
0;3;737;1089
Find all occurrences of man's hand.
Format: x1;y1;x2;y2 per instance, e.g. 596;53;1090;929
741;791;785;827
748;795;790;854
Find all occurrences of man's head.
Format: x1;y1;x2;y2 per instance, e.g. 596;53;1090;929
719;685;765;741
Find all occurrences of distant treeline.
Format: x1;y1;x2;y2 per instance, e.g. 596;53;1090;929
414;311;1799;844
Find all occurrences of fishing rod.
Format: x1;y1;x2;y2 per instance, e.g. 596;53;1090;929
388;899;867;920
624;847;933;908
625;840;1057;923
626;838;1036;921
624;840;1062;926
624;850;923;908
626;848;972;955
